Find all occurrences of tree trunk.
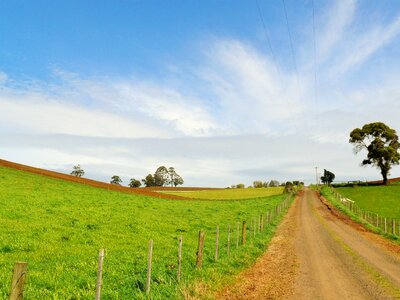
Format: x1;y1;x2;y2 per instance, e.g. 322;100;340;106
382;170;388;185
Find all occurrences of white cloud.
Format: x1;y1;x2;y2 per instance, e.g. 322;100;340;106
331;15;400;75
198;39;305;134
0;90;171;138
2;132;399;187
318;0;357;60
113;82;221;136
2;0;400;186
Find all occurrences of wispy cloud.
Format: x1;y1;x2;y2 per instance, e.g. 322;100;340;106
318;0;357;60
2;0;400;185
0;89;171;138
113;82;221;136
331;15;400;75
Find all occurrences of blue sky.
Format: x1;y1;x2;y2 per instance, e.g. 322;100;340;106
1;0;400;186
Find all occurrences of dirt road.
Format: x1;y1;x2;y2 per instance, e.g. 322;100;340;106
218;190;400;299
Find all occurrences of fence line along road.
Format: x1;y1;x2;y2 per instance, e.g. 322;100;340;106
329;187;399;237
5;195;294;299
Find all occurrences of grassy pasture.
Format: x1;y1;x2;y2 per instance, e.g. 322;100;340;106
163;187;284;200
0;166;289;299
336;185;400;219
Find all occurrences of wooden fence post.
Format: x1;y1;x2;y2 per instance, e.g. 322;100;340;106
95;249;105;300
9;262;28;300
385;218;387;233
241;221;246;245
177;236;183;282
392;220;395;235
215;226;219;262
236;223;239;249
227;225;231;256
253;218;256;238
196;231;205;268
146;240;153;295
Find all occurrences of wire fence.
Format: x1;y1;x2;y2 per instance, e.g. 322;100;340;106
6;194;294;299
329;187;399;238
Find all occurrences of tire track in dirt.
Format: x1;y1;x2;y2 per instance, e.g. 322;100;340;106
218;190;400;299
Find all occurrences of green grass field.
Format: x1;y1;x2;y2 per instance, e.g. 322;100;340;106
162;187;284;200
0;166;290;299
336;185;400;219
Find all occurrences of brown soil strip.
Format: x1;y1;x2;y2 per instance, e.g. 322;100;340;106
368;177;400;184
0;159;189;200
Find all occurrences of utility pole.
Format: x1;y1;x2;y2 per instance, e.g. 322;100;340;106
315;167;318;186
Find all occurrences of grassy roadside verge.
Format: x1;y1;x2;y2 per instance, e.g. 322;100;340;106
189;193;297;299
319;186;399;244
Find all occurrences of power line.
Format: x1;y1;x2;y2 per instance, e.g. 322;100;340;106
255;0;278;69
312;0;317;106
280;0;311;130
281;0;300;91
255;0;297;123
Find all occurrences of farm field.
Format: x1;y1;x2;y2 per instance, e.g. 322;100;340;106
163;187;284;200
336;185;400;219
0;166;290;299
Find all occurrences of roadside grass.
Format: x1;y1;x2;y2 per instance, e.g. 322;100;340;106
0;166;291;299
335;185;400;219
319;186;399;243
162;187;284;200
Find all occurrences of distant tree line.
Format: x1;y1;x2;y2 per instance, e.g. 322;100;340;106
70;165;183;188
141;166;183;187
230;180;304;189
283;181;304;193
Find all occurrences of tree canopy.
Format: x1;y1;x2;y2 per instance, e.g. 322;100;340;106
168;167;184;187
320;169;335;185
142;174;155;187
283;181;294;193
349;122;400;185
129;178;141;188
142;166;184;187
110;175;122;185
269;180;280;187
253;181;264;188
70;164;84;177
154;166;169;186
